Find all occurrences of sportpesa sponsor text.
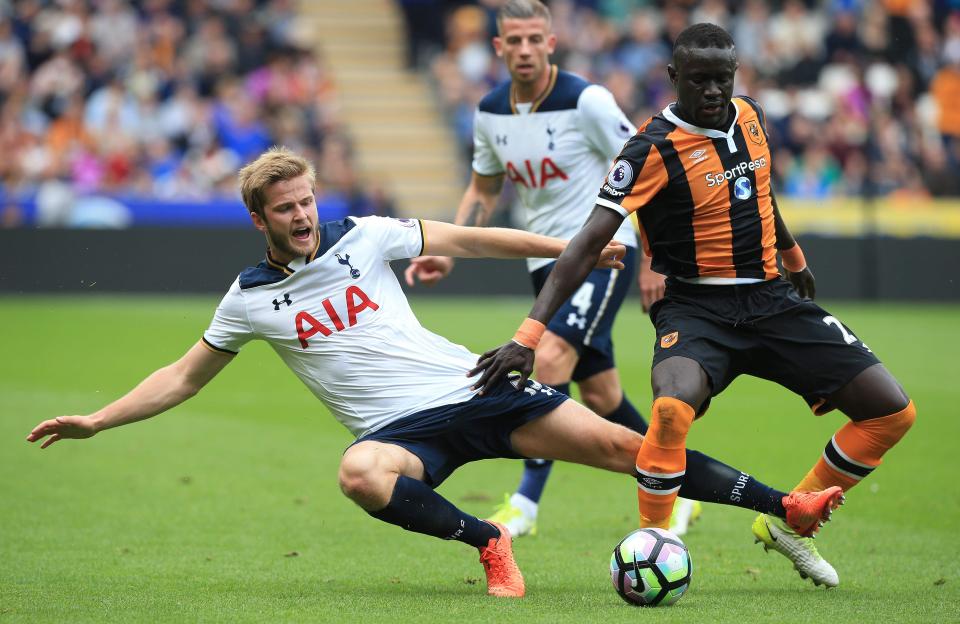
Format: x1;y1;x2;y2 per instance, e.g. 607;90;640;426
705;156;768;188
601;155;768;198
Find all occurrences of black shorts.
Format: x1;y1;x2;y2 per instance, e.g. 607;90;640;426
531;246;637;381
649;278;881;414
350;378;569;487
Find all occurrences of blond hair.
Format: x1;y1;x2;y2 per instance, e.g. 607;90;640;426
238;146;317;217
497;0;551;33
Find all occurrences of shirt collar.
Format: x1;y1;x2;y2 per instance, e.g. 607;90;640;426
662;100;741;152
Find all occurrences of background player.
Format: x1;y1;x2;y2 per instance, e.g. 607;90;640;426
27;146;842;599
470;23;914;589
403;0;702;538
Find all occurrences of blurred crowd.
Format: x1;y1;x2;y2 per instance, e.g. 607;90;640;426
408;0;960;200
0;0;393;228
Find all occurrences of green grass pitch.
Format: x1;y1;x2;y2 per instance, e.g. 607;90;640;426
1;295;958;623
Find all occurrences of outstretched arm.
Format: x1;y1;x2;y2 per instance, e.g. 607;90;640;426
404;172;504;286
772;192;815;299
26;341;234;449
468;206;625;392
419;217;625;267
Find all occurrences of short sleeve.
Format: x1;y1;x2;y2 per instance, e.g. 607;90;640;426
595;134;669;217
352;216;425;261
471;111;504;176
202;280;255;354
577;84;636;158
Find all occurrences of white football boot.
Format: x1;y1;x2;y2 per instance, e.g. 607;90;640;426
752;513;839;587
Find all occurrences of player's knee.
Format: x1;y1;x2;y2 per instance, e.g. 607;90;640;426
650;412;682;444
338;454;389;508
649;398;695;446
651;360;710;411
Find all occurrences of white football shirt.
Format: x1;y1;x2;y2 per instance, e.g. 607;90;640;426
203;216;479;438
472;66;638;271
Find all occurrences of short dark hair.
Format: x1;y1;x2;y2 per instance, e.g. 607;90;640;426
673;23;735;60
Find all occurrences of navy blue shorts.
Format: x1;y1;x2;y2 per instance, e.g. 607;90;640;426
650;278;881;414
351;378;569;487
531;246;637;381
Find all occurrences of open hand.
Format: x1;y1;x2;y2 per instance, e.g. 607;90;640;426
404;256;454;287
26;416;98;449
468;342;535;394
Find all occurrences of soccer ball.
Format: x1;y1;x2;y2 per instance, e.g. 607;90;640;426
609;527;692;606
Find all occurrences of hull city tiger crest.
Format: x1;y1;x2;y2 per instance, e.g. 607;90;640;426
745;120;764;146
660;331;679;349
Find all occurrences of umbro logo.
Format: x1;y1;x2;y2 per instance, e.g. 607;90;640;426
689;149;708;164
273;293;293;310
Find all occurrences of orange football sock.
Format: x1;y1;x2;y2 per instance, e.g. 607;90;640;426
795;401;916;492
636;397;695;529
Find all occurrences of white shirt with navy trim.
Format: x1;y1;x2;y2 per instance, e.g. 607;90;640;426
472;69;638;271
203;216;480;438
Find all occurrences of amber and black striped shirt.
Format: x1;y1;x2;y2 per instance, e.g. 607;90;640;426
597;96;779;282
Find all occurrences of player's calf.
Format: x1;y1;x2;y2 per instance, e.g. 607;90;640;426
635;397;695;528
795;400;916;493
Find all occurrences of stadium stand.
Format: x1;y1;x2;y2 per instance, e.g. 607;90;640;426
0;0;396;227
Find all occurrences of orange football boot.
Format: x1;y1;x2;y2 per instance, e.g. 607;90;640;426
477;521;525;598
782;486;845;537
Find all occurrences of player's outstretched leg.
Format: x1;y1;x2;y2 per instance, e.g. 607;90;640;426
341;442;524;597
